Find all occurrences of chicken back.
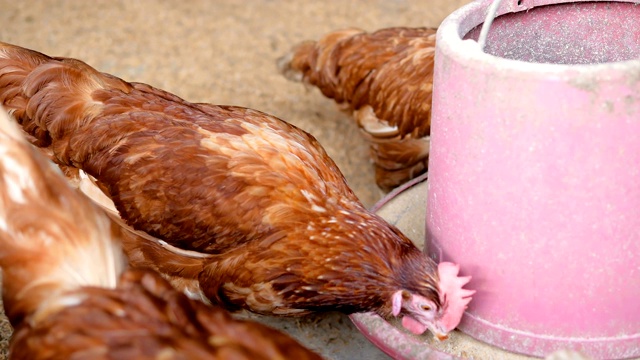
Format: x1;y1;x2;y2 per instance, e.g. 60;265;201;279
0;107;320;360
0;42;473;340
278;27;437;191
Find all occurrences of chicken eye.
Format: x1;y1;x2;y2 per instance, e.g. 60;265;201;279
421;305;431;311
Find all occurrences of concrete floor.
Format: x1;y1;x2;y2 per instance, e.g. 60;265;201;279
0;1;472;358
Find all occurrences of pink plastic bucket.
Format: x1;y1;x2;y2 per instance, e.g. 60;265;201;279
427;0;640;358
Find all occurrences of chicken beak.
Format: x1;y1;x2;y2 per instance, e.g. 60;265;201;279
434;332;449;341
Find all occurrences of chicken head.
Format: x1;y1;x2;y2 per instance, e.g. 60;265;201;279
392;262;475;340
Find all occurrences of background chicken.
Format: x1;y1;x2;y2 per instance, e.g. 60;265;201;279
0;106;321;360
278;27;436;191
0;41;473;340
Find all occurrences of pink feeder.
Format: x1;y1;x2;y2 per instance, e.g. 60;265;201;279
428;0;640;358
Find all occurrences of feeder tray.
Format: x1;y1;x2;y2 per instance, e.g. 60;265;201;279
351;0;640;359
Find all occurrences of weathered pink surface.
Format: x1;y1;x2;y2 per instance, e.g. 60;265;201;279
427;0;640;358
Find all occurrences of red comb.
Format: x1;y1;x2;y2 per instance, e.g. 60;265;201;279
437;262;475;332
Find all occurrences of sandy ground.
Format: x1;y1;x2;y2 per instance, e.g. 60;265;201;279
0;1;473;358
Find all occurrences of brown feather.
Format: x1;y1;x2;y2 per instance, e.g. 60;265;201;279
279;27;436;191
0;107;321;360
0;42;443;323
10;270;321;360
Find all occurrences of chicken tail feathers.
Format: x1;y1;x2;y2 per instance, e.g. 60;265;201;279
0;41;131;151
0;106;126;325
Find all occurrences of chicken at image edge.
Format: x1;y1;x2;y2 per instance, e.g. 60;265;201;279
0;42;474;340
279;27;436;192
0;107;322;360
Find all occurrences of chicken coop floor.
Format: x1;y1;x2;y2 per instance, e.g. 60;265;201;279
0;1;481;359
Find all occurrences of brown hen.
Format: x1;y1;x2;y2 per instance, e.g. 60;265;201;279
278;27;436;191
0;107;320;360
0;42;473;340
